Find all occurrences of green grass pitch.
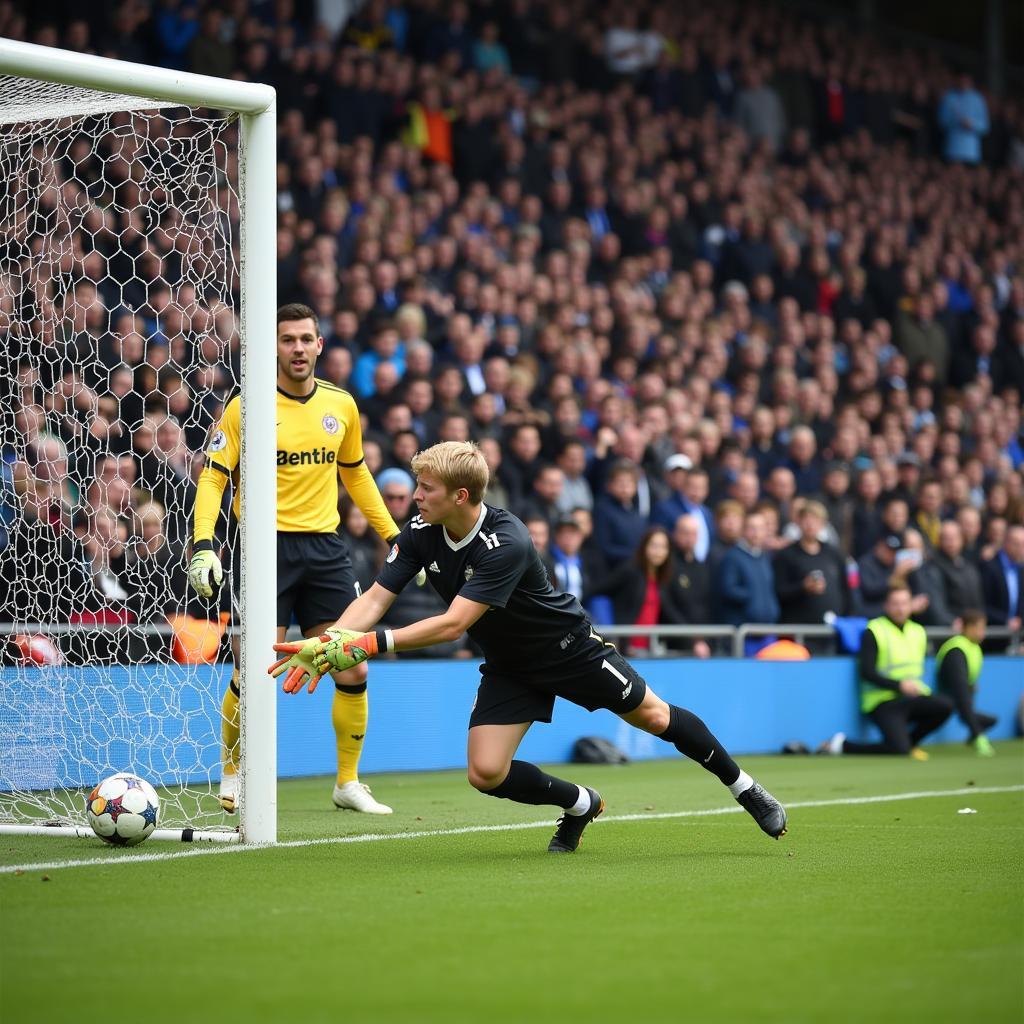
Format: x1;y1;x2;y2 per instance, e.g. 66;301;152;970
2;743;1021;1024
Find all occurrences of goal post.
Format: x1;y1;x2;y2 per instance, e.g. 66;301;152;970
0;39;277;844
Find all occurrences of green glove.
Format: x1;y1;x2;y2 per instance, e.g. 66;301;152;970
268;634;330;694
312;629;379;675
188;543;223;598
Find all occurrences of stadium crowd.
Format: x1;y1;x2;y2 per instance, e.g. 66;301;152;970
1;0;1022;659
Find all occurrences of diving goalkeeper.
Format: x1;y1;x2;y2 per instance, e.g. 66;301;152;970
189;303;401;815
270;441;788;854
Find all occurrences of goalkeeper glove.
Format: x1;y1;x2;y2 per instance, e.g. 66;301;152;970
268;635;328;694
312;628;392;675
188;542;223;598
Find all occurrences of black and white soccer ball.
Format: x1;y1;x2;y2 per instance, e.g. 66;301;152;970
86;773;160;846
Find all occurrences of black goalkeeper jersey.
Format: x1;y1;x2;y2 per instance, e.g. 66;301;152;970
376;504;595;677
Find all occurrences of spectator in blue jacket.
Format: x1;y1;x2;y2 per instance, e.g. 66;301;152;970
651;455;713;561
592;460;648;568
154;0;199;70
938;72;989;164
717;509;780;630
650;453;690;526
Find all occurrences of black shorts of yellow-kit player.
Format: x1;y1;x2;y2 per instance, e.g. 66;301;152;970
469;636;647;728
221;529;358;633
276;532;360;633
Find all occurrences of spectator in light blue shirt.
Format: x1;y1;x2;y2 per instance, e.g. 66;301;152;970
938;73;989;164
352;327;405;398
473;22;510;76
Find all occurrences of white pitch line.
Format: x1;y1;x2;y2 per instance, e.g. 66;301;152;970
2;784;1020;876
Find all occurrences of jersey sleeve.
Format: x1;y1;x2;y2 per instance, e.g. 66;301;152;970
193;396;240;543
337;390;365;468
334;389;399;541
375;524;424;595
339;461;400;542
193;467;229;544
458;533;529;609
205;395;241;474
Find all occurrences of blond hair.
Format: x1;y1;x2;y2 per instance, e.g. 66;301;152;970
800;499;828;522
395;302;427;337
411;441;490;504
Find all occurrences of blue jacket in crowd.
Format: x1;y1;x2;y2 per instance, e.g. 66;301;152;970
592;496;648;567
717;541;780;626
938;87;989;164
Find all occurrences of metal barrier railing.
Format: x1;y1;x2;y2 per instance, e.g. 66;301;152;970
555;623;1021;658
733;623;1022;658
1;621;1021;657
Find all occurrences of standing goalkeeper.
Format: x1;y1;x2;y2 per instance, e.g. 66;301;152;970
188;303;400;815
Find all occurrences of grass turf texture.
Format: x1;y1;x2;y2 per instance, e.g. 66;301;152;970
1;743;1021;1024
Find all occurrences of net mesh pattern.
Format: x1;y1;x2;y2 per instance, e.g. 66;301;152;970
0;76;178;125
0;80;243;833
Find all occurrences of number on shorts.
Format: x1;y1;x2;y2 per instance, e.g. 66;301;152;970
601;658;629;686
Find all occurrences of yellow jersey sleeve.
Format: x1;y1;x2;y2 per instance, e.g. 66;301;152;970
194;395;240;543
339;461;400;542
205;395;241;473
193;466;229;544
333;388;399;540
336;390;365;468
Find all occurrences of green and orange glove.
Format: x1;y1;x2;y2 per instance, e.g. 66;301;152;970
312;628;394;676
269;629;395;693
268;634;329;694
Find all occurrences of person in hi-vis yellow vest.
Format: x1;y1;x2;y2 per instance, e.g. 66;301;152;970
935;610;998;757
821;581;953;759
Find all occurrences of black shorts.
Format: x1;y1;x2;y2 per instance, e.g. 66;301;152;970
469;641;647;728
223;530;359;633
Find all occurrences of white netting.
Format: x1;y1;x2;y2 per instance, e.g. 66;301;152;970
0;76;177;125
0;80;243;834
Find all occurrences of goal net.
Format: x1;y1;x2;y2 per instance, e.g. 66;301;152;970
0;47;277;843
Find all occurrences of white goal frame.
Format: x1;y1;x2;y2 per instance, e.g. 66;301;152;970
0;39;278;845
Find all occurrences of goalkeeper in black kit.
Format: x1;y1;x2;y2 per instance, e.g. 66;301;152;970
271;441;787;853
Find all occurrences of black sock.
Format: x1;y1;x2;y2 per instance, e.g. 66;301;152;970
658;705;740;786
335;681;367;694
483;760;579;809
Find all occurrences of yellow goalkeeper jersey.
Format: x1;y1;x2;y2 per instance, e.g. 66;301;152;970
193;381;398;541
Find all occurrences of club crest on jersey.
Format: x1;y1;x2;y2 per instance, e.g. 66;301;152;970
208;429;227;453
464;565;474;580
386;543;399;563
322;414;339;435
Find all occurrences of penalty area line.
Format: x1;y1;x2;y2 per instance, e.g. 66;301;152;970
1;784;1020;875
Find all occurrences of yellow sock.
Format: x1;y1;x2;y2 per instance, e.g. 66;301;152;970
221;670;240;776
333;686;368;787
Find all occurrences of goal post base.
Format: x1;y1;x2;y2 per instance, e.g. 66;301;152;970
0;823;240;843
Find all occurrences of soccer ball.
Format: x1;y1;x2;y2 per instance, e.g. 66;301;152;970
86;773;160;846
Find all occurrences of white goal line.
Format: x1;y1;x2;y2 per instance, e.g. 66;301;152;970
2;784;1019;876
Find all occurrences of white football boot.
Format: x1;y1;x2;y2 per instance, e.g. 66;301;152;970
332;781;393;815
219;772;240;814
